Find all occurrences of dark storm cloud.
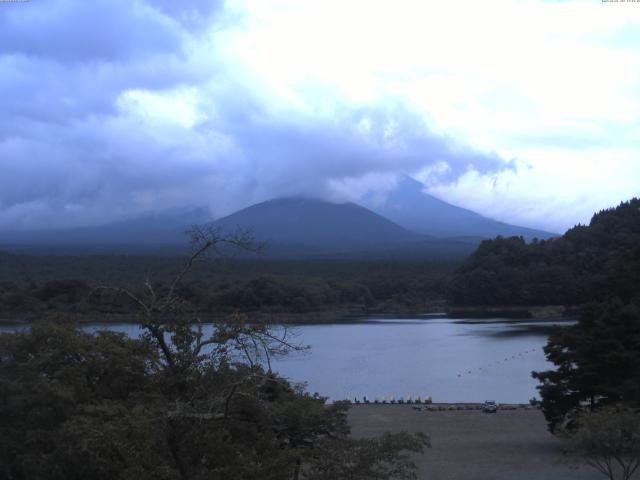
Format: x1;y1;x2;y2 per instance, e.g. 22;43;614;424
212;98;510;202
0;0;184;62
0;0;512;229
147;0;225;29
0;53;204;128
0;1;210;134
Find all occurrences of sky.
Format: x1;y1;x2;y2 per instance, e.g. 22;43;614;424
0;0;639;233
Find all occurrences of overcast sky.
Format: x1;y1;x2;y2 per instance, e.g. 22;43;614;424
1;0;639;233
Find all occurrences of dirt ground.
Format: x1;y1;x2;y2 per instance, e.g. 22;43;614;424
348;405;606;480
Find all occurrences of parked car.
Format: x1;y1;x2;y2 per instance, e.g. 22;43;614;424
482;400;498;413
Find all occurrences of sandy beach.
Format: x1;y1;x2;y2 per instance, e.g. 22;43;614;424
348;405;604;480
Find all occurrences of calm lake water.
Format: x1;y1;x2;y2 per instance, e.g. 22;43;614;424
1;315;569;403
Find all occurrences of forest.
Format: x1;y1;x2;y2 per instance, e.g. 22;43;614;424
449;198;640;307
4;199;639;322
444;199;640;433
0;256;456;322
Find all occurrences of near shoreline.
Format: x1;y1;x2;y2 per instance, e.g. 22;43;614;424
348;405;600;480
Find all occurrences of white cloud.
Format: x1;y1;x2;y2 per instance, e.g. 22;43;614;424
220;0;640;230
0;0;638;231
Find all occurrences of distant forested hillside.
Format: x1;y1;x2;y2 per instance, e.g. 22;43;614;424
449;198;640;307
0;257;456;321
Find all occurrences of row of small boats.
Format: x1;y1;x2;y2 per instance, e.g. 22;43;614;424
349;395;433;404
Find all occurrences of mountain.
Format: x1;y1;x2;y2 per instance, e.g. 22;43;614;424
212;197;417;247
0;199;476;258
0;207;211;254
366;176;557;240
0;184;554;258
211;197;476;259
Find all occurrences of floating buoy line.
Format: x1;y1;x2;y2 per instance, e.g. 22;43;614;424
455;347;541;379
345;347;544;403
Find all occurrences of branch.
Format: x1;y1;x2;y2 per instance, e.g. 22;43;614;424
260;328;308;353
92;285;151;317
224;384;238;419
144;323;176;368
162;238;214;311
144;275;157;304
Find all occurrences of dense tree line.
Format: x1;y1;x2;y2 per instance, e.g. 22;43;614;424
449;198;640;307
518;199;640;432
0;258;455;319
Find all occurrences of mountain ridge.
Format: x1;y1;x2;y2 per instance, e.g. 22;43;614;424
0;189;556;258
366;176;556;240
208;196;481;259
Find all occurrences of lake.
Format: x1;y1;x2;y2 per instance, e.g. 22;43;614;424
0;315;569;403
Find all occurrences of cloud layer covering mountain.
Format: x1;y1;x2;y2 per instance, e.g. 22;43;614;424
1;0;638;233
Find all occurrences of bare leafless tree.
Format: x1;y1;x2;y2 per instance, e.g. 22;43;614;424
94;224;303;381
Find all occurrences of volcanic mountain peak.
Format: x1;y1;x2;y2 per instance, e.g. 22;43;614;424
366;176;556;240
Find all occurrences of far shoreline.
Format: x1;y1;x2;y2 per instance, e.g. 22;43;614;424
0;308;578;326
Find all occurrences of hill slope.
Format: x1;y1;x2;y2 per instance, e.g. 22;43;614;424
212;197;420;249
367;176;556;240
0;185;555;259
211;197;476;258
449;198;640;306
0;207;211;254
